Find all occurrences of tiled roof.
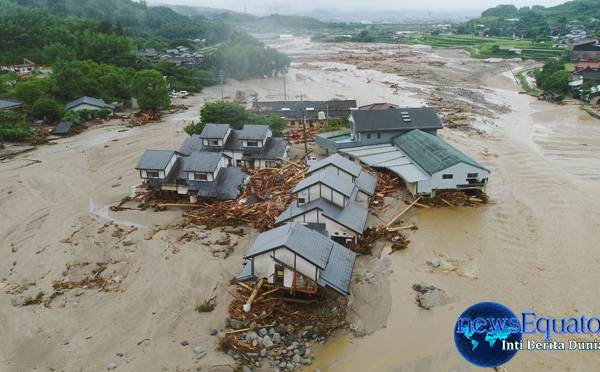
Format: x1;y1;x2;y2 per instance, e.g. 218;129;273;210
135;149;176;170
350;107;442;132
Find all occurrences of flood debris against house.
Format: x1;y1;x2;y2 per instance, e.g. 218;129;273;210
218;278;348;368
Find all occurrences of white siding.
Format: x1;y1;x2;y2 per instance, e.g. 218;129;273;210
318;211;358;242
430;163;489;191
354;190;370;207
283;268;294;287
273;248;318;281
164;153;178;177
242;139;264;148
252;254;275;283
310;165;354;182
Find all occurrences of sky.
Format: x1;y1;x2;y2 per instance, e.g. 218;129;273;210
151;0;569;16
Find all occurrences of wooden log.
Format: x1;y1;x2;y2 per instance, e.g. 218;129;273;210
157;203;202;208
244;278;264;311
440;198;456;208
414;202;430;209
387;225;418;232
385;196;422;227
237;282;253;291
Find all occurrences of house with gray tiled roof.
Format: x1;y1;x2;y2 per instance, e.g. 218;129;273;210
65;96;115;114
0;99;23;113
135;149;248;201
276;153;377;245
237;222;357;296
179;123;290;168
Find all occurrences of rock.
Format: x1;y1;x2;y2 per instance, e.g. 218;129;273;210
242;366;253;372
210;329;218;336
426;259;441;267
116;353;123;357
415;286;453;310
262;336;274;349
304;348;311;357
285;362;295;371
107;363;117;370
181;341;189;346
279;362;287;368
287;334;296;342
273;333;281;343
122;238;133;246
269;327;276;335
260;348;267;357
298;344;306;356
230;319;243;330
258;328;268;337
353;329;367;337
331;307;338;314
197;232;208;239
412;282;436;293
193;346;206;360
293;354;301;364
301;358;312;365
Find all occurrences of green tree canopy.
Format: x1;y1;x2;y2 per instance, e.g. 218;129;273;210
199;101;247;129
130;69;171;112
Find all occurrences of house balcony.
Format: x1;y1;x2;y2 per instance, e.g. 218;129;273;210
315;128;361;153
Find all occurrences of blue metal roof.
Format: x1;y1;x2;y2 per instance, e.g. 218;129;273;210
292;171;355;197
135;149;176;170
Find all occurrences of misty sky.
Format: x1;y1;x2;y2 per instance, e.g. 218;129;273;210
152;0;568;16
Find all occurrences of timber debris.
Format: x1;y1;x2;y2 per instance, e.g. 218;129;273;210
219;280;348;368
181;160;306;232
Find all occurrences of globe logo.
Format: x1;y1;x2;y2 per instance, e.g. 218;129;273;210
454;302;522;368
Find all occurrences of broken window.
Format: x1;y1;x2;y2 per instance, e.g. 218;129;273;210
209;139;219;146
274;264;284;286
246;141;258;147
146;170;159;178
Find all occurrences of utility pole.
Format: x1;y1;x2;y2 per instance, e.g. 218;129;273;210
298;93;308;158
218;70;225;101
282;67;288;101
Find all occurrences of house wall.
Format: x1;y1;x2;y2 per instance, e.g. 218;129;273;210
164;153;178;178
71;103;113;114
356;130;402;146
252;253;275;282
273;247;319;282
429;162;490;193
139;169;166;179
187;171;214;182
202;138;224;146
296;184;347;208
284;210;359;242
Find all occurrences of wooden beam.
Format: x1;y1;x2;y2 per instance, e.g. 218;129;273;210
387;225;418;232
244;278;264;312
385;196;422;227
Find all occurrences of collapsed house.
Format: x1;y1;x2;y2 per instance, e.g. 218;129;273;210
275;154;377;245
135;150;248;201
179;124;290;169
236;222;357;296
315;107;489;197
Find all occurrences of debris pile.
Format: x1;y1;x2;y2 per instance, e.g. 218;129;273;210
284;127;320;144
183;161;306;232
218;280;348;369
423;191;488;207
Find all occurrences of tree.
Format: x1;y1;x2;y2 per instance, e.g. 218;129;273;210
541;70;570;93
490;44;500;54
0;110;32;144
246;113;286;137
199;101;247;129
130;69;170;112
30;98;63;123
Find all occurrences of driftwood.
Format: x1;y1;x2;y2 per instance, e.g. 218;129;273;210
387;225;418;232
386;196;422;227
244;278;264;311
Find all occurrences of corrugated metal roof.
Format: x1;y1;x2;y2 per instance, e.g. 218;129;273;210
199;123;230;139
135;149;176;170
292;171;354;197
307;153;362;177
340;143;430;183
392;130;489;175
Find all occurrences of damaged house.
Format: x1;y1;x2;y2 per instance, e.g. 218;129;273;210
179;123;290;169
316;107;489;197
275;154;377;245
237;222;357;296
135;150;248;201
